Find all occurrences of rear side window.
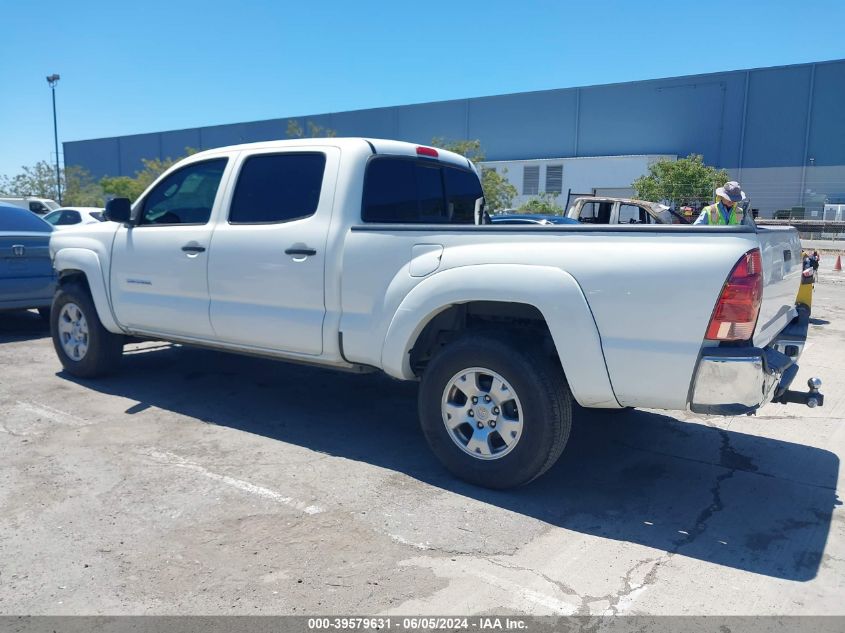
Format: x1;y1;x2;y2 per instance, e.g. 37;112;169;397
362;157;480;224
0;205;52;232
229;153;326;224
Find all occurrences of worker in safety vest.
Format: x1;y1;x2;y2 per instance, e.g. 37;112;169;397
694;181;746;225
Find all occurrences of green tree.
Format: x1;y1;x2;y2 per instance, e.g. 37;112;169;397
632;154;729;208
430;138;517;212
64;166;104;206
286;119;337;138
518;193;564;215
0;160;59;199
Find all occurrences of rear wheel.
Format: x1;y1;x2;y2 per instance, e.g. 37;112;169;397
51;283;124;378
418;334;572;489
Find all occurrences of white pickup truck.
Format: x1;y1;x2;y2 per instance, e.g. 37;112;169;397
48;138;822;488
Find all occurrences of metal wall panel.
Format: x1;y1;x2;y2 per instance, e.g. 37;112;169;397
63;59;845;213
742;65;812;168
117;133;159;177
394;99;467;144
160;128;201;161
329;106;397;140
807;62;845;166
578;79;727;163
240;119;286;144
468;89;578;161
64;137;120;178
197;124;244;150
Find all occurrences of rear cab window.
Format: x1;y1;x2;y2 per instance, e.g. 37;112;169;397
362;157;482;224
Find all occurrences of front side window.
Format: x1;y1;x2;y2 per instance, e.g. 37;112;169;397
577;201;613;224
618;204;654;224
229;153;326;224
140;159;227;226
362;157;480;224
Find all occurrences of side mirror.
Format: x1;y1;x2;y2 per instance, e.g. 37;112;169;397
104;198;132;223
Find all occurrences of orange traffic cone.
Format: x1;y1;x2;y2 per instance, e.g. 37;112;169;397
835;255;843;272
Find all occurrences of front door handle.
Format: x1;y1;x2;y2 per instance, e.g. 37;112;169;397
181;244;206;253
285;247;317;256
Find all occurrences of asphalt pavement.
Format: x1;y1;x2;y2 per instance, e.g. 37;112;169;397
0;262;843;616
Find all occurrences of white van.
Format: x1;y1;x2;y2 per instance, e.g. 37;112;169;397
0;197;60;215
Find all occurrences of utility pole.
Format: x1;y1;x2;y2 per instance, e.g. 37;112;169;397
46;74;61;204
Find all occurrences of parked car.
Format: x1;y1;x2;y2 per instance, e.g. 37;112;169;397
43;207;106;230
0;197;60;215
490;213;579;225
567;196;691;224
0;203;56;319
48;138;819;488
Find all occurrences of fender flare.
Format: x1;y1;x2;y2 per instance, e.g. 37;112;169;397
53;248;122;333
380;264;620;408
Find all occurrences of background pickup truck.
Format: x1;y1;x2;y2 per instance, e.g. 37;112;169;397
48;138;821;488
567;196;688;224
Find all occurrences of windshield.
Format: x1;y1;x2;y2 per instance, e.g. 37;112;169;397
43;211;62;225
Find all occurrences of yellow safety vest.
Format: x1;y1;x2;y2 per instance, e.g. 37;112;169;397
704;203;741;225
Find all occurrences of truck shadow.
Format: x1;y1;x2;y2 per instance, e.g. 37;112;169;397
0;310;50;342
60;343;840;583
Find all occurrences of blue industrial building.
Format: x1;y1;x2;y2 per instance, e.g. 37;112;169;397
64;59;845;216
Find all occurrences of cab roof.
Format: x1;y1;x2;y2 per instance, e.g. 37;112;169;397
189;137;474;171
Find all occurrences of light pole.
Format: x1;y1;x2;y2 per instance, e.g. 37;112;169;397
46;73;61;204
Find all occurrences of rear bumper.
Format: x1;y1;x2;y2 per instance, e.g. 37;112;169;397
690;306;815;415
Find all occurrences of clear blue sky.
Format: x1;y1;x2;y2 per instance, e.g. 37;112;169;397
1;0;843;178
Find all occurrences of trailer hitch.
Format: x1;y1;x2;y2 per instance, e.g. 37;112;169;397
774;377;824;408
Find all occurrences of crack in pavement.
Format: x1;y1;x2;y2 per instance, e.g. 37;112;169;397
577;429;755;616
486;558;580;598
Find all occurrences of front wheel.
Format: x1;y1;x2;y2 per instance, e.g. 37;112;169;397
418;334;572;489
51;283;124;378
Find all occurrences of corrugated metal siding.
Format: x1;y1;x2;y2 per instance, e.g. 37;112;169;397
64;59;845;213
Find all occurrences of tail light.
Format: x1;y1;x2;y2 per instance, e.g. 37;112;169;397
705;248;763;341
416;146;438;158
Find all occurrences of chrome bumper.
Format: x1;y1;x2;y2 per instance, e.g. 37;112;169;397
690;306;818;415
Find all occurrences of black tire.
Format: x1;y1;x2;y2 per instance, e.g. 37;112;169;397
37;307;51;322
418;333;572;489
51;282;124;378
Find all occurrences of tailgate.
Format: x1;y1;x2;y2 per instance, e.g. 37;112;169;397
753;225;801;348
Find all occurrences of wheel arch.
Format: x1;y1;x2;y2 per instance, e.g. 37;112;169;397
381;264;621;408
53;248;122;333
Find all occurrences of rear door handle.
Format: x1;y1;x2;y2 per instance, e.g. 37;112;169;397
181;244;206;253
285;247;317;256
